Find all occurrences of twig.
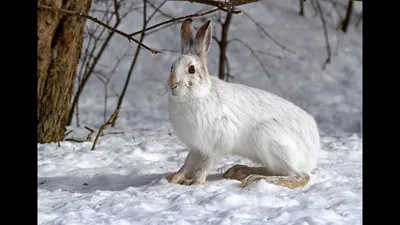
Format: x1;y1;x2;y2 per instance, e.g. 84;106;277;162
91;108;120;150
128;8;221;37
84;126;95;141
64;130;73;137
114;0;149;127
64;126;95;143
315;0;332;70
181;0;262;8
37;4;160;54
102;131;125;136
147;0;168;22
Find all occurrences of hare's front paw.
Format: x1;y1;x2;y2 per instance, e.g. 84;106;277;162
167;172;206;186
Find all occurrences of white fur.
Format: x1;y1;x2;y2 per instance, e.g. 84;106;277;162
167;20;320;184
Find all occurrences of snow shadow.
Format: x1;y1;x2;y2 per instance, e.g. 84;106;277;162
38;172;227;193
38;172;169;193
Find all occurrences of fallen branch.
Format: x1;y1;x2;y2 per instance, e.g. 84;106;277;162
102;131;125;136
37;4;161;54
91;108;120;150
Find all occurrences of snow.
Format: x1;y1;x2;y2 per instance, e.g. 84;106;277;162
39;128;361;225
38;0;362;224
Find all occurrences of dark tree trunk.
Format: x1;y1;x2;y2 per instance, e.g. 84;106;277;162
218;12;233;80
299;0;305;16
37;0;92;143
341;0;354;33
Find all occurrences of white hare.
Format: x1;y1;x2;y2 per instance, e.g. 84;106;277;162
166;19;320;189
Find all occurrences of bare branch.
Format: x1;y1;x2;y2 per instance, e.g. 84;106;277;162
113;0;121;22
114;0;148;126
84;126;95;141
179;0;262;8
147;0;168;22
64;126;94;143
91;108;120;150
128;8;220;37
102;131;125;136
64;130;73;138
38;4;160;54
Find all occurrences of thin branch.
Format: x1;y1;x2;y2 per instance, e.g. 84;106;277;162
102;131;125;136
113;0;120;21
84;126;95;141
146;22;177;36
180;0;262;8
229;38;271;77
91;108;120;150
128;8;220;37
64;130;73;137
114;0;148;126
38;4;160;54
147;0;174;18
147;0;168;22
64;126;95;143
315;0;332;69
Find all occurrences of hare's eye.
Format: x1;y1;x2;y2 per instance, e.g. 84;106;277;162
170;66;173;71
188;65;195;74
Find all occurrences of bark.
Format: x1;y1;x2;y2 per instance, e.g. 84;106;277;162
37;0;92;143
218;12;233;80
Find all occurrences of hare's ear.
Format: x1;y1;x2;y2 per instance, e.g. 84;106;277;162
193;20;212;60
181;19;194;54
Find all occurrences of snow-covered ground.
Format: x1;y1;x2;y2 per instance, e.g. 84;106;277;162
38;127;361;225
38;0;362;224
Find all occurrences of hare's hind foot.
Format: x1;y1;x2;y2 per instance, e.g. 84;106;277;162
240;173;310;189
223;164;310;189
223;164;271;181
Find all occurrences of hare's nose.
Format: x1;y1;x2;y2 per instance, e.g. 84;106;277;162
168;74;178;88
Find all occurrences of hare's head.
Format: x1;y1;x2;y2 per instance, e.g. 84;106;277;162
168;19;212;99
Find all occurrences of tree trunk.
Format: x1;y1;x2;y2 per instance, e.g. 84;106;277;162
299;0;305;16
341;0;354;33
218;12;233;80
37;0;92;143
